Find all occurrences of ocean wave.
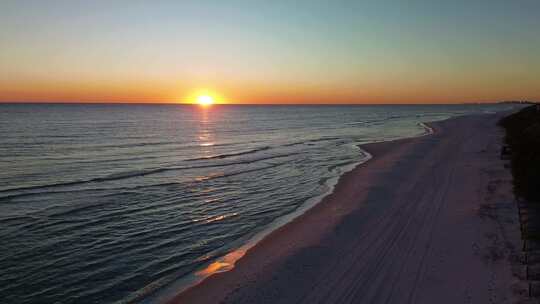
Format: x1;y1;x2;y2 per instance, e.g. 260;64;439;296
345;117;394;126
0;154;297;199
185;146;270;161
282;136;342;147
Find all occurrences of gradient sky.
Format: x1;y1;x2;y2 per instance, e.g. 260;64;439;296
1;0;539;104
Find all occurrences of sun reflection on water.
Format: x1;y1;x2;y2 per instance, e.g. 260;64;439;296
196;248;246;276
189;104;248;279
197;107;215;156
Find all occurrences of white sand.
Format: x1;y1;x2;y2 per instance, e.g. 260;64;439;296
170;113;525;304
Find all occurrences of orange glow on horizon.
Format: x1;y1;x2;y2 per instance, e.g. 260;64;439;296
0;81;536;105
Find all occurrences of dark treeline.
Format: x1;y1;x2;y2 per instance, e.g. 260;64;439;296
499;104;540;201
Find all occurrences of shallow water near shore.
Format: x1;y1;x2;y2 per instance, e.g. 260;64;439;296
0;103;517;303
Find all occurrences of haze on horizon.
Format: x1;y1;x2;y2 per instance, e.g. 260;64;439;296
1;0;539;104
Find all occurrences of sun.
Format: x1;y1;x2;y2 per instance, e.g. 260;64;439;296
186;89;224;105
196;95;215;106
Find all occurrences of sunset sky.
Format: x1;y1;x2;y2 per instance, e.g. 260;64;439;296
1;0;539;104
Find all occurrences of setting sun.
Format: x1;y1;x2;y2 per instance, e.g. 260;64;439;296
197;95;214;106
187;89;224;105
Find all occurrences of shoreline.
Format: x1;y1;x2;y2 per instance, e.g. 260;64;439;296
169;112;523;303
148;120;435;303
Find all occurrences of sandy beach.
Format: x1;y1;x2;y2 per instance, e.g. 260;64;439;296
171;112;523;304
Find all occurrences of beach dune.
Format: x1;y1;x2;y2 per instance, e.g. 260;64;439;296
171;113;522;304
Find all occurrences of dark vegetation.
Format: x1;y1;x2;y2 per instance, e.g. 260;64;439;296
500;105;540;298
499;104;540;202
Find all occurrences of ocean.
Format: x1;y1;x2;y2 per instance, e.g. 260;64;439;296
0;103;517;303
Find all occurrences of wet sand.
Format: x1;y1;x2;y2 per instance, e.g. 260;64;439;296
170;113;523;304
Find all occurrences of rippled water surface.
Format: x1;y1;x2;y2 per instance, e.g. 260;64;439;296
0;104;516;303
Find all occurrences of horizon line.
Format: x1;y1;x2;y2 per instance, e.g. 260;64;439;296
0;100;534;106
